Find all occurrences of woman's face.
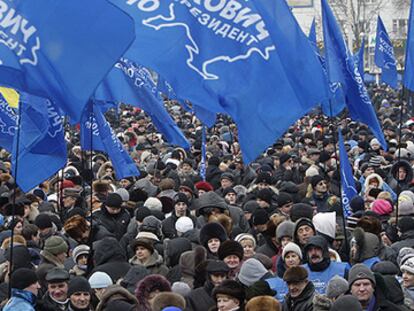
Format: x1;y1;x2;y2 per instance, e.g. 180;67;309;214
136;246;151;262
13;221;23;235
403;271;414;288
208;238;221;254
240;240;255;258
224;255;240;269
217;294;239;311
284;252;301;268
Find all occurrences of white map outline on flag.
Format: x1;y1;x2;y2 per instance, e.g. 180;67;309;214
142;3;276;80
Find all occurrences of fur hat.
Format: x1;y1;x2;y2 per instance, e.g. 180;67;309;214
151;292;186;311
256;188;273;205
245;296;281;311
135;275;171;307
283;266;308;283
290;204;314;222
218;240;244;261
199;222;228;249
282;242;302;260
356;216;382;236
245;280;276;301
348;263;376;287
213;279;245;304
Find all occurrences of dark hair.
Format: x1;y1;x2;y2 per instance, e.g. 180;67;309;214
22;224;39;241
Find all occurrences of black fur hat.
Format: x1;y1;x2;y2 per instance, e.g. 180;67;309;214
213;279;245;303
199;222;228;249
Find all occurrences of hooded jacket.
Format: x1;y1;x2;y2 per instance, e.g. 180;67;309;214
351;227;381;267
3;289;36;311
93;205;130;240
95;285;138;311
388;160;413;193
129;249;169;277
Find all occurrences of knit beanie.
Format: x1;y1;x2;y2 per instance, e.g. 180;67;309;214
252;209;269;226
350;196;365;213
371;199;393;216
72;244;90;263
256;189;273;205
68;276;91;296
144;197;163;212
331;295;362;311
34;213;53;229
237;258;268;287
105;193;123;208
326;275;349;299
10;268;38;290
44;236;68;255
399;200;414;216
234;233;256;249
282;242;303;260
290;203;313;222
175;216;194;234
310;175;325;188
174;192;189;207
135;206;152;222
401;257;414;275
218;240;244;261
398;247;414;266
348;264;376;287
88;272;113;289
115;188;130;202
398;217;414;233
276;221;295;240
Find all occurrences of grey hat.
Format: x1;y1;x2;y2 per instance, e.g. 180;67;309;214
348;264;376;287
237;258;268;287
72;244;90;263
45;267;70;283
331;295;362;311
276;221;295;240
398;247;414;266
326;275;349;299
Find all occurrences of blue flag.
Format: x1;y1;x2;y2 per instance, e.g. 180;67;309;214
109;0;329;163
375;16;398;88
309;18;317;47
354;39;365;77
12;94;67;192
0;95;17;151
93;103;140;180
0;0;135;122
338;129;357;217
321;0;387;149
95;58;190;149
80;102;107;152
405;0;414;91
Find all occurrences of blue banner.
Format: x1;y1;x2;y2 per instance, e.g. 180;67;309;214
109;0;329;163
95;58;190;149
93;103;140;180
354;39;365;77
405;0;414;91
321;0;387;150
80;102;106;152
12;94;67;192
0;95;17;151
375;16;398;89
338;129;357;217
0;0;135;122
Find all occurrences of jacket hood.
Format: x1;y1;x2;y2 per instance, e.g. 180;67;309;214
365;173;384;190
351;227;380;264
94;237;126;266
391;160;413;184
96;285;138;311
194;192;228;214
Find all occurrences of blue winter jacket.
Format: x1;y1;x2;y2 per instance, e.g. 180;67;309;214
3;288;36;311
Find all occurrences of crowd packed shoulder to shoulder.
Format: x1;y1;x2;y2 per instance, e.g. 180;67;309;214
0;83;413;310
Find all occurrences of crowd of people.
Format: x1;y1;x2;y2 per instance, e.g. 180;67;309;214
0;83;413;310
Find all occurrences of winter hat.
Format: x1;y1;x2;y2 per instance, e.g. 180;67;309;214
279;153;291;165
276;192;292;207
245;296;281;311
237;258;268;287
199;222;228;248
131;237;155;254
212;279;245;303
161;308;182;311
310;175;325;188
115;188;130;202
194;181;213;192
88;271;113;289
243;200;260;214
256;189;273;205
252;209;269;226
174;192;189;207
398;247;414;266
371;199;393;215
348;263;376;287
141;215;162;234
245;280;276;300
371;261;399;276
171;282;191;297
401;257;414;275
398;217;414;233
68;276;91;296
350;196;365;213
252;253;273;270
290;203;314;222
105;193;123;209
256;172;272;185
5;245;33;270
234;233;256;248
10;268;38;290
218;240;244;261
151;292;186;311
72;244;90;263
120;266;150;294
282;242;303;260
223;187;237;198
34;213;53;229
44;236;68;255
313;212;336;239
206;260;230;274
331;295;362;311
399;200;414;216
283;266;308;283
175;216;194;234
45;268;70;283
221;172;234;182
135;206;152;222
326;275;349;299
144;197;163;212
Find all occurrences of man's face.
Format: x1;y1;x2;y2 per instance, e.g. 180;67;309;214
62;196;76;208
364;167;375;177
48;282;68;302
288;280;308;298
256;198;269;208
70;292;91;309
351;279;374;305
257;182;269;191
175;202;187;217
280;202;293;216
307;246;323;264
225;192;237;205
106;206;121;215
297;225;314;245
314;180;328;195
220;178;232;189
210;273;227;287
216;294;239;311
398;167;407;180
181;163;192;174
119;179;131;188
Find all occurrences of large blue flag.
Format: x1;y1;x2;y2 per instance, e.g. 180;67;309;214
375;16;398;88
95;58;190;149
321;0;387;149
354;39;365;77
80;102;106;152
109;0;329;163
0;95;17;151
93;103;140;180
12;94;67;192
338;129;357;217
405;0;414;91
0;0;135;122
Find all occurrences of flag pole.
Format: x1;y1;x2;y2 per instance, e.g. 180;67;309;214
8;99;22;299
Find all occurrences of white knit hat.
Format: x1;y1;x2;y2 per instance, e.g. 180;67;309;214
282;242;303;260
234;233;257;248
175;216;194;234
72;244;90;262
401;257;414;275
144;197;162;212
88;272;113;289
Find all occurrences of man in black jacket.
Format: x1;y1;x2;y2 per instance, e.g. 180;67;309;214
283;266;315;311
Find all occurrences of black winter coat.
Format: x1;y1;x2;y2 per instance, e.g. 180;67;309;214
162;212;198;239
93;206;130;240
283;281;315;311
186;281;215;311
